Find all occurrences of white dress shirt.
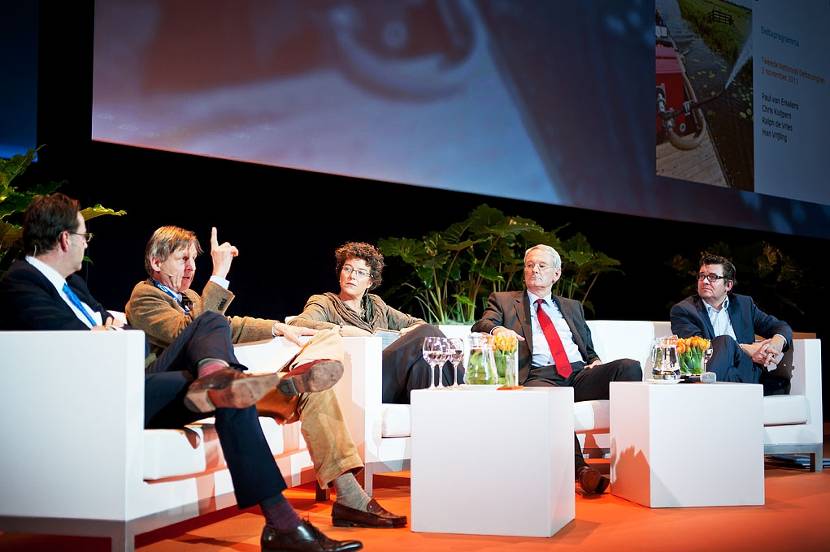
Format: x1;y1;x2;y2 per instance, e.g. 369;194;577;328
526;290;583;367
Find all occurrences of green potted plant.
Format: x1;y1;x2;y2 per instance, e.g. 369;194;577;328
379;204;621;326
1;147;125;273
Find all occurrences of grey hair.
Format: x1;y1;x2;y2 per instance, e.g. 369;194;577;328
524;244;561;269
144;226;202;277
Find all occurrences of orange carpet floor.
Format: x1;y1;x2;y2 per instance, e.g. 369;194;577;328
2;455;828;552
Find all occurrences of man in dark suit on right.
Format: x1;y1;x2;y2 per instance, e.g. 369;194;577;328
472;244;642;495
671;253;793;395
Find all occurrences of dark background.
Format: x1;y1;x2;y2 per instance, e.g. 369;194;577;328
6;2;829;416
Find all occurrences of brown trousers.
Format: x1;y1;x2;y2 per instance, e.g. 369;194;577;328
256;329;362;487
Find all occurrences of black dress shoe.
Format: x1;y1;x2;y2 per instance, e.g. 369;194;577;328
576;465;610;495
261;521;363;551
184;360;344;413
332;499;407;528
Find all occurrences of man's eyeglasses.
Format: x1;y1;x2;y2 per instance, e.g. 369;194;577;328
342;265;371;279
69;231;94;244
524;262;554;271
697;273;726;283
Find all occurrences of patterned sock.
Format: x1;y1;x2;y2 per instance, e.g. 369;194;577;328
333;472;371;511
260;494;301;531
196;358;229;378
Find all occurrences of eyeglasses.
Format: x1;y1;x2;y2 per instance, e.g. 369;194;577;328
342;265;371;279
524;262;555;271
697;273;726;283
69;231;94;244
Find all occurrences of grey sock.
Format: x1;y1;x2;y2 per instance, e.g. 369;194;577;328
333;472;371;511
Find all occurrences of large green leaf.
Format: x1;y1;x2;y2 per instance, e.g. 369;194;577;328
466;204;507;230
80;204;128;221
0;148;39;192
1;147;127;275
0;221;21;248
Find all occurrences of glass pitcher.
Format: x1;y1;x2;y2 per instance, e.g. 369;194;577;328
651;335;680;381
465;333;499;385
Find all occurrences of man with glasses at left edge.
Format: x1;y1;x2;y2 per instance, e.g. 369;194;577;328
671;253;793;395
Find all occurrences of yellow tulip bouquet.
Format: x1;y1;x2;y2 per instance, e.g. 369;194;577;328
493;333;520;388
676;336;711;375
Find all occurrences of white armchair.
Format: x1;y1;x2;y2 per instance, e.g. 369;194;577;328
0;330;318;552
762;339;823;470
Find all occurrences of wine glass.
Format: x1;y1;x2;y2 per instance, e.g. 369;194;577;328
422;336;448;389
446;337;464;387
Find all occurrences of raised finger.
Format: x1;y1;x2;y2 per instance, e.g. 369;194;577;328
210;226;219;249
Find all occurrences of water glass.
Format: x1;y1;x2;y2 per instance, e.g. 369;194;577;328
446;337;464;387
422;336;448;389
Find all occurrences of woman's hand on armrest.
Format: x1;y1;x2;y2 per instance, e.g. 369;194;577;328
272;321;317;345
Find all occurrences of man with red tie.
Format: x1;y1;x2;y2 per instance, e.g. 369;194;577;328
472;244;641;495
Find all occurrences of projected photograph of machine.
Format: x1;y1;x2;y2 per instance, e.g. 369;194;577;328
655;0;754;191
139;0;481;102
93;0;656;215
93;0;561;203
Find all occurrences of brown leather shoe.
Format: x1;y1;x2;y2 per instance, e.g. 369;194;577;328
261;521;362;551
184;359;343;414
184;368;281;413
278;359;344;396
332;499;407;528
576;465;610;496
257;391;302;421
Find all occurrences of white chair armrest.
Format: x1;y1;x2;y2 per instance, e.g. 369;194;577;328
0;330;146;520
335;337;384;464
789;339;823;424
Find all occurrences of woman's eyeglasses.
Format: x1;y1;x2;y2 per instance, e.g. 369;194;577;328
342;265;370;279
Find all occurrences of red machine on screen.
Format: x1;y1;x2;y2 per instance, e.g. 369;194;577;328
655;10;719;151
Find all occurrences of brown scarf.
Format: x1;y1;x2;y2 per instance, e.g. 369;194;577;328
322;291;385;332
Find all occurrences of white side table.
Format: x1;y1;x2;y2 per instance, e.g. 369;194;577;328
610;382;764;508
411;387;574;537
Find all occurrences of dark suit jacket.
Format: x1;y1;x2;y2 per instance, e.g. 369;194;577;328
472;290;599;384
0;260;110;331
670;293;792;350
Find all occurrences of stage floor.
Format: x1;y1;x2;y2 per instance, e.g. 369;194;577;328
2;447;828;552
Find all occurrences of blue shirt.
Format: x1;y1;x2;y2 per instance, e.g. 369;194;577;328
704;296;736;340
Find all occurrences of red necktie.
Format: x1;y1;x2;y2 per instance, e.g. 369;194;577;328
535;298;572;378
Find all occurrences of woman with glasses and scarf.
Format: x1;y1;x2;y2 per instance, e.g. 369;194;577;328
290;241;451;404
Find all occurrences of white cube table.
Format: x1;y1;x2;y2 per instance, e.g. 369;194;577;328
411;386;574;537
610;382;764;508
